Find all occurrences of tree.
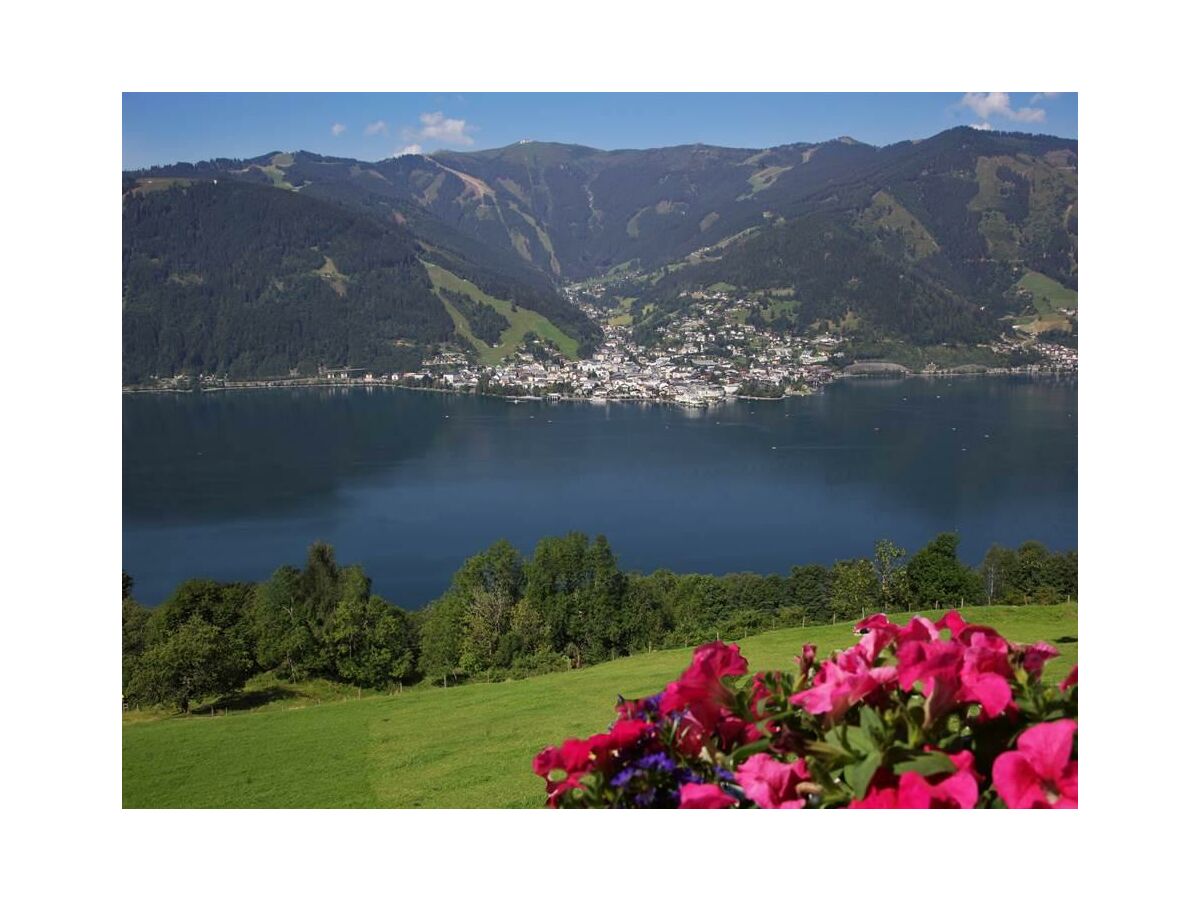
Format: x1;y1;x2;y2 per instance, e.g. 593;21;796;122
299;542;341;635
618;575;670;653
829;559;880;621
1013;541;1053;599
143;578;257;683
420;594;469;686
328;566;371;681
1045;550;1077;601
577;535;626;663
122;575;151;693
448;540;525;605
510;595;547;654
979;545;1017;604
329;576;414;689
788;564;831;623
462;586;515;673
252;566;321;681
126;615;250;712
872;539;907;610
906;533;980;608
523;532;592;650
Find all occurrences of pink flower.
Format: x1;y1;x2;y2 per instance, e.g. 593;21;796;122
959;630;1015;719
606;718;654;752
532;719;655;807
660;640;748;730
1019;642;1060;679
1059;665;1078;692
854;614;901;662
735;754;811;808
679;783;737;809
851;751;979;809
795;643;818;674
901;750;979;808
714;709;765;749
791;649;896;721
897;624;1014;722
533;738;597;807
935;609;967;638
896;639;964;723
721;672;779;745
895;615;939;647
992;720;1078;809
850;783;900;808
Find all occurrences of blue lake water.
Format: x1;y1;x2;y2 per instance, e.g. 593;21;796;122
122;376;1077;607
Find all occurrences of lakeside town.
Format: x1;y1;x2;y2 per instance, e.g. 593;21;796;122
127;284;1078;405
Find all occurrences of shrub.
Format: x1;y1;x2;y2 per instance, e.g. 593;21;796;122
532;611;1077;808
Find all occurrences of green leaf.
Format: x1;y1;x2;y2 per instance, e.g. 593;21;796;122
858;704;884;738
805;740;846;759
845;750;883;798
727;739;771;765
894;752;957;777
843;725;876;756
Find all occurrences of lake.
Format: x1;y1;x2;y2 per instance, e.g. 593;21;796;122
122;376;1077;607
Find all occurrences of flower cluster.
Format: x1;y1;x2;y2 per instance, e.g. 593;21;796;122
533;611;1077;808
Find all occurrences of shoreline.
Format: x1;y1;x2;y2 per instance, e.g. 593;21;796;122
122;366;1077;405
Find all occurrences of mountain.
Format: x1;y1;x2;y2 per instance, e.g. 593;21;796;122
121;170;600;384
630;127;1077;349
123;126;1077;381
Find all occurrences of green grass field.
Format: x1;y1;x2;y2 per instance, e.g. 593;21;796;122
131;177;198;195
423;262;579;364
1019;270;1078;313
123;604;1077;808
1011;270;1076;335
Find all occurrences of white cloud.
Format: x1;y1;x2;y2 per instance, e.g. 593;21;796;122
970;121;994;131
960;92;1046;124
331;122;346;137
412;111;475;146
364;120;388;137
1030;92;1062;105
395;144;424;156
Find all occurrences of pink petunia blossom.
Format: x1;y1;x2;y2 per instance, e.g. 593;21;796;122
852;750;979;809
992;719;1078;809
935;609;967;638
791;648;896;721
959;630;1015;719
896;639;964;724
1058;665;1078;692
853;613;901;663
679;783;737;808
735;754;811;808
1019;642;1061;679
660;640;749;730
894;615;940;647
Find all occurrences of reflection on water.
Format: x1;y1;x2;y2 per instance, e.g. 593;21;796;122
123;376;1077;607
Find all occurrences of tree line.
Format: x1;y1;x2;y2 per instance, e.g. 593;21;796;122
122;532;1076;711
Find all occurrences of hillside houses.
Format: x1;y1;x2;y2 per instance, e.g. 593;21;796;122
411;283;837;405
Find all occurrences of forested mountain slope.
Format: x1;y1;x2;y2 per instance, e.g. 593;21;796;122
124;126;1077;378
121;177;599;383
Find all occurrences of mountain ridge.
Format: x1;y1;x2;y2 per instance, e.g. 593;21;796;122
123;126;1077;381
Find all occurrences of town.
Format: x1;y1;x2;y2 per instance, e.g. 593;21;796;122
392;285;1076;406
131;285;1078;403
401;286;838;405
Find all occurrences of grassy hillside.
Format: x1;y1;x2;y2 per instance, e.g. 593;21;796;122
123;604;1077;808
424;262;579;364
1014;270;1078;335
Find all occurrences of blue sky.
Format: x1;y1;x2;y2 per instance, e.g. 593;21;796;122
122;92;1078;170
